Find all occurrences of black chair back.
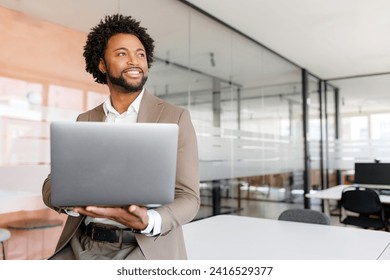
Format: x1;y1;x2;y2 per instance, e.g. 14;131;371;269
340;186;388;230
341;187;382;214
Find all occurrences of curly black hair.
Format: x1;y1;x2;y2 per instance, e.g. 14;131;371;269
83;14;155;84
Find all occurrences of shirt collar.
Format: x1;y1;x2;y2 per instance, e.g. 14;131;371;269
103;88;144;117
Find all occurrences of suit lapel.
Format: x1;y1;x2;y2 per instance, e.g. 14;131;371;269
90;104;106;122
137;91;165;123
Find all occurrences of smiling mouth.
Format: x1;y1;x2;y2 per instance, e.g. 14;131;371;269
123;68;142;77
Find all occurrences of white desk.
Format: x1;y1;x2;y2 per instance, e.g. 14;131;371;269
305;185;390;216
183;215;390;259
378;243;390;260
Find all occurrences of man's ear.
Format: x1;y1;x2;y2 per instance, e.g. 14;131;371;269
98;58;106;74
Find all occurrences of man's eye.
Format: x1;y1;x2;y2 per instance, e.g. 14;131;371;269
118;52;126;56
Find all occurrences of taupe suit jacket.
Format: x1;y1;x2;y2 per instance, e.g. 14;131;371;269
42;91;200;259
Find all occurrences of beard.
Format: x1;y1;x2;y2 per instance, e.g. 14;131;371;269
107;71;148;93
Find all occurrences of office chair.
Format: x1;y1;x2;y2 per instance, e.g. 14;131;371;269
339;186;388;231
0;228;11;260
278;208;331;225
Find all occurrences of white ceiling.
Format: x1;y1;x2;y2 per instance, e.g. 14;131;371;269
1;0;390;114
186;0;390;114
187;0;390;79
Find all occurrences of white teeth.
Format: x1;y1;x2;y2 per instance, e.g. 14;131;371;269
126;70;140;75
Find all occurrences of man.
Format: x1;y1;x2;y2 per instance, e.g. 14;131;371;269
42;14;200;260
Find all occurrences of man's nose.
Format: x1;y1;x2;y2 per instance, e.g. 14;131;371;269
127;54;138;65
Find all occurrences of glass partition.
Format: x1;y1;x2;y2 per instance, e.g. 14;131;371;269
329;74;390;185
0;0;312;215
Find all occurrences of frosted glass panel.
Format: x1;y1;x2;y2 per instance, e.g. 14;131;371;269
328;139;390;170
48;85;83;110
197;125;303;181
0;76;43;106
0;117;49;165
87;91;109;110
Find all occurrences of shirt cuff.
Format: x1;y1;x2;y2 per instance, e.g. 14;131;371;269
141;209;162;236
64;208;80;217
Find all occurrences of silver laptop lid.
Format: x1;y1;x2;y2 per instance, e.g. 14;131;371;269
50;122;178;207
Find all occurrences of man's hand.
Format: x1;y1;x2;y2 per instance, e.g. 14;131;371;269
73;205;149;231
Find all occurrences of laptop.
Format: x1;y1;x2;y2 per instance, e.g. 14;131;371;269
50;121;178;207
